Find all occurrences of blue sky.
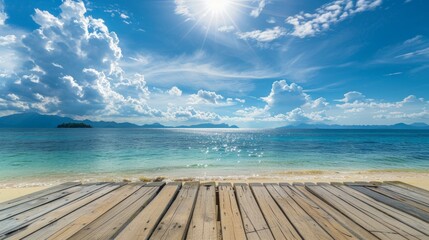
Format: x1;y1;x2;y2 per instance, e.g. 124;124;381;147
0;0;428;127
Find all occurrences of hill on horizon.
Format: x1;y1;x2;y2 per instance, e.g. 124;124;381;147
0;113;239;129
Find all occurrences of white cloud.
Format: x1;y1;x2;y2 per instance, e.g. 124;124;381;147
262;80;310;113
166;106;220;122
218;25;235;33
0;34;15;45
286;0;383;38
0;0;7;25
52;62;63;69
396;47;429;59
235;98;245;103
168;86;182;96
250;0;266;18
373;35;429;64
404;35;422;45
120;13;129;19
174;0;193;21
338;91;366;103
334;93;429;124
267;17;276;24
0;0;154;117
189;90;225;105
237;26;286;42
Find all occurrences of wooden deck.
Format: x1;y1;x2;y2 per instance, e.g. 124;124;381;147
1;181;429;239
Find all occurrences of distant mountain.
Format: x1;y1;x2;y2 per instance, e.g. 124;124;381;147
176;123;239;128
141;123;169;128
278;123;429;130
0;113;238;129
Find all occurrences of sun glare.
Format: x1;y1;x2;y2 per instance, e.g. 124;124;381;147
205;0;231;14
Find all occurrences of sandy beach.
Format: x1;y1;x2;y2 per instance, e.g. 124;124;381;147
1;170;429;203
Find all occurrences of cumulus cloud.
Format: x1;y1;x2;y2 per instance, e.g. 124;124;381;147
250;0;266;18
230;79;429;126
237;26;286;42
262;80;311;113
338;91;366;102
166;106;220;122
286;0;383;38
334;92;429;124
0;0;154;117
168;86;182;96
232;80;333;125
0;34;15;46
189;90;225;105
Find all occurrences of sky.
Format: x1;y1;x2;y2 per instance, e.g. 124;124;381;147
0;0;428;127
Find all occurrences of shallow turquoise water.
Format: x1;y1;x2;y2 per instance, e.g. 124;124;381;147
0;128;428;182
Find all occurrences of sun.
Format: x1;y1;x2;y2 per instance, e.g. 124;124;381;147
205;0;231;14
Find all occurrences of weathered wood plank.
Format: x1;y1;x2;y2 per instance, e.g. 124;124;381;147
277;183;357;240
0;184;107;237
332;182;429;236
317;182;425;240
305;183;407;240
115;182;181;240
45;183;146;240
0;183;81;211
250;183;302;240
234;183;274;240
0;185;84;221
218;183;246;240
379;183;429;206
345;183;429;223
366;185;429;214
384;181;429;199
68;183;163;240
3;183;121;240
187;182;217;240
150;182;199;240
21;184;141;240
291;183;377;240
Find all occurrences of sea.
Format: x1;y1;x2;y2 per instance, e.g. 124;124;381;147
0;128;428;185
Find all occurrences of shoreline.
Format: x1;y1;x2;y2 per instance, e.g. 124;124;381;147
1;170;429;203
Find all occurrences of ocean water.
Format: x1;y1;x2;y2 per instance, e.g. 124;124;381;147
0;128;428;184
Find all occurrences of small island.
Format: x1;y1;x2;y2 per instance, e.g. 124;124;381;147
57;122;92;128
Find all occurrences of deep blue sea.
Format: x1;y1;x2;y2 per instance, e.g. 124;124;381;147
0;128;428;184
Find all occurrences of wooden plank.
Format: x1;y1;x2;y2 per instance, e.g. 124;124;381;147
250;183;302;240
187;182;217;240
0;182;81;211
385;181;429;199
305;183;407;240
0;184;107;237
291;183;377;240
150;182;199;240
115;182;181;240
277;183;357;240
234;183;274;240
218;183;246;240
3;183;122;240
379;183;429;206
344;183;429;223
332;182;429;236
68;183;163;240
21;183;141;240
45;183;146;240
0;185;84;220
317;183;425;240
365;185;429;214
